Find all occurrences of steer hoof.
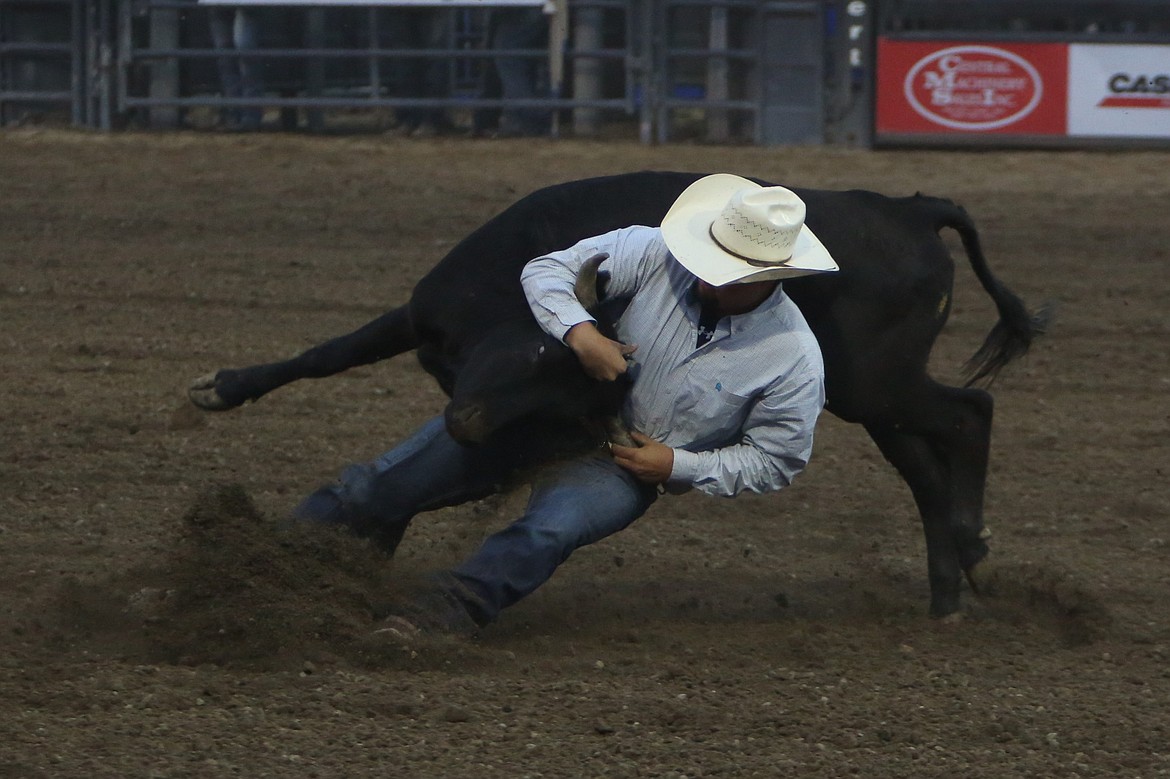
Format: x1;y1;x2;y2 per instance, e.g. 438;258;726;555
188;372;236;411
936;610;968;626
963;555;1003;599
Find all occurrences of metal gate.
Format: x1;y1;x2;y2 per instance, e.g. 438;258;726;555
643;0;875;145
0;0;100;126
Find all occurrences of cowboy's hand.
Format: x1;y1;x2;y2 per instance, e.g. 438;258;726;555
611;432;674;484
565;322;637;382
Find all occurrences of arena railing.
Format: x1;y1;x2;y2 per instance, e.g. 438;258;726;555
116;0;644;136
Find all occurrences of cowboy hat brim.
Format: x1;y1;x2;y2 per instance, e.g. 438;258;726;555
660;173;839;286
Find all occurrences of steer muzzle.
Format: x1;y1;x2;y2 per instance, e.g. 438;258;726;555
444;401;490;445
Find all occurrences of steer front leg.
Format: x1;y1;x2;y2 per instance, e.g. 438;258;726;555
188;304;419;411
189;367;266;410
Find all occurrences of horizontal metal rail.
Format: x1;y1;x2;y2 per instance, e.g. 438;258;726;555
656;96;755;109
128;47;627;61
121;94;633;109
0;89;73;101
665;47;758;60
885;29;1170;44
0;42;73;55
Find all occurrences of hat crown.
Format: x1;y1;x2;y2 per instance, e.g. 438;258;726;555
658;173;837;286
710;187;805;265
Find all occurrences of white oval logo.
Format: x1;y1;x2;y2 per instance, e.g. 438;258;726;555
903;45;1043;130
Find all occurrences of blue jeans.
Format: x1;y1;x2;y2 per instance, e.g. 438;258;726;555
383;9;452;129
209;7;263;130
292;416;657;625
491;8;548;135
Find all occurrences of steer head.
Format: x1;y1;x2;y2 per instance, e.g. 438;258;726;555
444;254;630;445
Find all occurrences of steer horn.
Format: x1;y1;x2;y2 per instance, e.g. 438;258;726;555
573;252;608;311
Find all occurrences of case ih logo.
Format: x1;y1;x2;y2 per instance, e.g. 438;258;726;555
904;45;1043;130
1099;72;1170;108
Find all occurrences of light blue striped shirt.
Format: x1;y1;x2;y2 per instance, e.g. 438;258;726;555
521;225;826;497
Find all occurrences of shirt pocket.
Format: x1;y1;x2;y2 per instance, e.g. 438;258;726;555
668;365;757;449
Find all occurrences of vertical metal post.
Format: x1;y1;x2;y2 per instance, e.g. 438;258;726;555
0;6;6;125
705;3;728;142
648;0;665;143
751;1;763;144
368;7;380;101
571;3;602;137
829;0;873;147
148;0;179;127
306;7;324;132
116;0;132;125
547;0;569;138
71;0;85;126
625;0;646;143
96;0;111;129
86;0;99;125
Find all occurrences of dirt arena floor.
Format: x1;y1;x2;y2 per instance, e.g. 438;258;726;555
1;128;1168;778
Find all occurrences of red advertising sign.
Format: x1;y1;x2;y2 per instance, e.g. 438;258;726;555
877;39;1069;135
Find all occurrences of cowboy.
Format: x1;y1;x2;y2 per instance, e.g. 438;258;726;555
295;174;838;636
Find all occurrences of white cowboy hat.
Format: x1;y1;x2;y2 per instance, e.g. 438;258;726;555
660;173;839;286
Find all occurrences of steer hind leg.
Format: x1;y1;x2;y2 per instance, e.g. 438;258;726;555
864;425;964;618
863;382;995;618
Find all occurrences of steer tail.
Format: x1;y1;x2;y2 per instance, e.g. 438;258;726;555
935;201;1053;387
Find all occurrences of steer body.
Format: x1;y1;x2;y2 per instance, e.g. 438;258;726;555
190;171;1046;618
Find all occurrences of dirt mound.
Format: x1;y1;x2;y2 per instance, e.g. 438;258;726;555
124;484;400;669
971;560;1114;646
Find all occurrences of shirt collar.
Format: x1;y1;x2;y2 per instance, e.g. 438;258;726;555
678;269;787;335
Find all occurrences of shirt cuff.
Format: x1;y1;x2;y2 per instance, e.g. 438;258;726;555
668;448;701;485
545;307;595;342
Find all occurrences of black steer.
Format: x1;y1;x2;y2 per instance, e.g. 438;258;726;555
189;171;1048;618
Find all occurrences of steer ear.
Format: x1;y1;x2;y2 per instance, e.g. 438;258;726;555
573;252;609;311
